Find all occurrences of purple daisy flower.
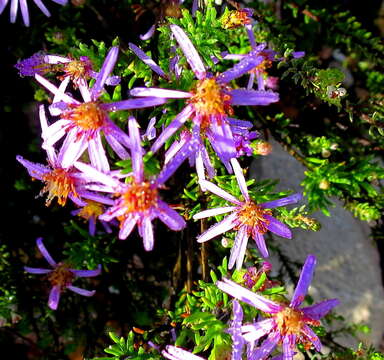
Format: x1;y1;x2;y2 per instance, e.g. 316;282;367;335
34;46;167;173
15;52;120;99
193;158;302;269
24;237;101;310
130;25;279;172
16;106;117;207
0;0;68;26
71;116;197;250
217;255;340;360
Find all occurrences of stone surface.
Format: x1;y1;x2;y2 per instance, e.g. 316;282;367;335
250;139;384;347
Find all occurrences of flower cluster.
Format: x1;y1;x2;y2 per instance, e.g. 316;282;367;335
15;6;340;359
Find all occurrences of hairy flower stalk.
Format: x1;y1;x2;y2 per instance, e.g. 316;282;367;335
24;238;101;310
217;255;340;360
130;25;278;174
0;0;68;26
33;46;167;173
72;116;197;250
193;158;301;269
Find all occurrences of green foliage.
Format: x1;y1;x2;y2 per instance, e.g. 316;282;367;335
90;331;158;360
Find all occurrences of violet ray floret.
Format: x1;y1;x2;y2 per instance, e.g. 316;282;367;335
24;237;100;310
217;255;340;360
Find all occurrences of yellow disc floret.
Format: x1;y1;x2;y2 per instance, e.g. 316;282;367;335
48;263;75;288
119;182;158;215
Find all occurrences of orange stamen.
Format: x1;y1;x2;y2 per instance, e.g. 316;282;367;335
48;263;75;287
236;201;272;234
41;168;78;206
77;200;105;221
119;182;158;216
190;78;233;129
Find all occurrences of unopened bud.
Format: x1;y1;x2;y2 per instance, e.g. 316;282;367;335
321;149;331;158
261;261;272;272
319;179;330;190
252;140;272;156
71;0;86;6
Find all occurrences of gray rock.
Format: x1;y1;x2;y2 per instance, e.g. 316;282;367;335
249;139;384;347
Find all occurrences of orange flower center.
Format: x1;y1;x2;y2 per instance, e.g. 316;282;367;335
41;168;78;206
236;201;272;234
48;263;75;287
190;78;233;129
63;102;106;132
77;200;104;221
275;306;305;336
119;182;158;215
63;60;90;81
221;10;252;29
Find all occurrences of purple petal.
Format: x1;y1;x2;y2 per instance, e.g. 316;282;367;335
101;97;167;112
105;133;130;159
193;206;236;220
151;105;194;153
301;325;321;351
290;255;317;308
265;215;292;239
230;300;245;360
252;231;269;258
282;334;296;360
261;193;302;209
91;46;119;100
217;55;263;84
24;266;51;274
16;155;49;180
242;318;276;342
67;285;96;297
74;161;119;189
156;137;198;185
128;116;144;182
216;279;282;314
130;87;191;99
302;299;340;320
230;158;249;201
199;180;242;205
129;43;168;79
34;0;50;17
140;24;156;40
229;89;279;106
58;131;88;169
36;237;57;267
229;226;249;271
140;217;154;251
228;118;253;129
250;331;280;359
196;213;237;243
156;200;186;231
170;24;206;79
48;285;61;310
70;264;101;278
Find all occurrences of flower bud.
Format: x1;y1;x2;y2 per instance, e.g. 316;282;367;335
252;140;272;156
319;179;330;190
